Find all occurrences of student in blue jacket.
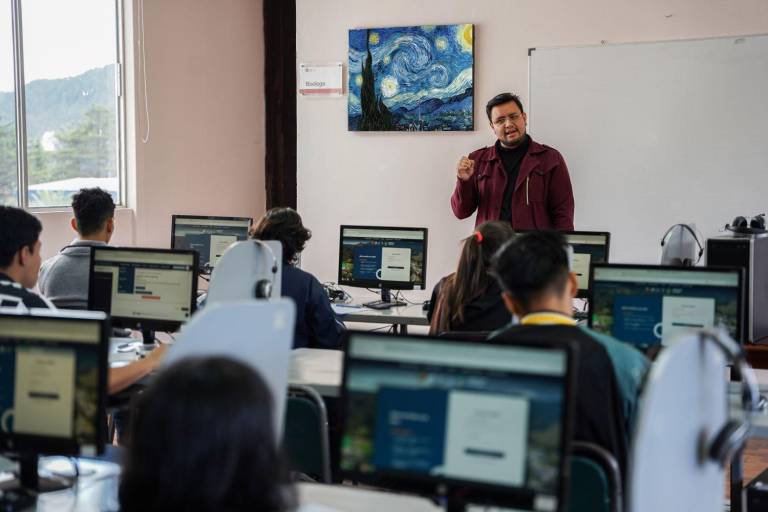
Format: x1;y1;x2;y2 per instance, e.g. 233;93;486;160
251;207;344;349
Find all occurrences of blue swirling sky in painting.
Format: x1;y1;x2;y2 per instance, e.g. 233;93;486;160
348;24;473;131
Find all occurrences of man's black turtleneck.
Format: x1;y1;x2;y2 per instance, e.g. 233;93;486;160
497;135;530;222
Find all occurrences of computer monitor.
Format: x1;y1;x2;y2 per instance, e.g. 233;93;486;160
88;247;198;344
0;309;108;494
171;215;252;272
563;231;610;298
340;331;575;511
589;264;744;349
338;225;428;304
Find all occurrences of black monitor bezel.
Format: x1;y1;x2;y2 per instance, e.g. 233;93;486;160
588;263;745;344
170;214;253;271
0;311;110;456
337;225;429;291
338;330;576;511
87;246;199;332
562;231;611;299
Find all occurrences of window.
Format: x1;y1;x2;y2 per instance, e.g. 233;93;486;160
0;0;124;208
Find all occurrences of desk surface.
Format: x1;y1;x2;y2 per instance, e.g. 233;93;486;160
290;348;343;398
335;304;428;326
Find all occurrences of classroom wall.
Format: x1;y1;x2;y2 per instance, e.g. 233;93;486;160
296;0;768;298
37;0;266;259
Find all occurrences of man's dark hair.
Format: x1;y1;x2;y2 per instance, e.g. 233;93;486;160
491;230;570;310
250;207;311;264
485;92;525;121
71;188;115;236
0;206;42;268
120;357;295;512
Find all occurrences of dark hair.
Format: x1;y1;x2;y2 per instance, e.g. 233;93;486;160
71;188;115;236
490;230;570;310
430;221;516;334
250;207;311;264
119;357;295;512
485;92;525;121
0;206;42;268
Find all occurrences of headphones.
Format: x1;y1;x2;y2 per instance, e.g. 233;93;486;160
251;240;278;299
726;214;767;235
700;331;760;468
660;224;704;266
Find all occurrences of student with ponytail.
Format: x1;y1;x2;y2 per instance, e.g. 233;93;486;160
427;220;516;335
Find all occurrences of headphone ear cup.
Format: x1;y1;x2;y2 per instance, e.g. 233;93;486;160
751;215;766;230
254;279;272;299
709;420;749;467
732;216;748;229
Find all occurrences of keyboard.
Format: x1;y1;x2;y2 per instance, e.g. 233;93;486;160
362;300;407;310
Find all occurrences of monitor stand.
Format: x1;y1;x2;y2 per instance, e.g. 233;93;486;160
0;454;74;510
362;288;406;309
140;327;156;350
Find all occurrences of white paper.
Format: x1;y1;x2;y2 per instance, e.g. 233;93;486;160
299;63;343;96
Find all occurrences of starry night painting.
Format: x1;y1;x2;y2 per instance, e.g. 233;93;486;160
348;24;474;132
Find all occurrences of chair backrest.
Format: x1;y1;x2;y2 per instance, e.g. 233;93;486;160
284;384;331;483
164;300;296;442
567;441;623;512
436;330;490;341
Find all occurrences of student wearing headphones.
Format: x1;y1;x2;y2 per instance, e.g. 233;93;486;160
38;187;115;309
490;230;649;478
119;357;295;511
428;220;515;335
250;207;343;349
0;205;165;395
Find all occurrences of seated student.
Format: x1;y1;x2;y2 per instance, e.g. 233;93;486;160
0;206;165;395
490;230;649;477
119;356;295;512
38;187;115;309
428;220;515;335
250;207;343;349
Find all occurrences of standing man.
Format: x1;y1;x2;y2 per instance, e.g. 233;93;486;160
451;93;574;230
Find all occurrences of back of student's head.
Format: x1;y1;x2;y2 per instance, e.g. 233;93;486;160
491;230;571;310
250;207;311;264
431;221;516;333
71;188;115;236
119;356;294;512
0;206;42;269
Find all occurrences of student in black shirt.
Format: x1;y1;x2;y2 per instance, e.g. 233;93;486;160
250;207;343;349
428;220;515;335
0;206;52;309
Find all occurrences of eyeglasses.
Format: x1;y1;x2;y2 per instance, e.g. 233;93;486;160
492;113;524;126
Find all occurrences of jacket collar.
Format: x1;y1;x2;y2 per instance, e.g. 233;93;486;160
479;136;547;162
520;311;577;326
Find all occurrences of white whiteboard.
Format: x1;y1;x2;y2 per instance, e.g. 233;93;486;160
529;35;768;264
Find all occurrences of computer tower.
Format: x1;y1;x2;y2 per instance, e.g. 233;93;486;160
707;235;768;343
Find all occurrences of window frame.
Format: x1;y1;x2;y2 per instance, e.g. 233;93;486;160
6;0;127;211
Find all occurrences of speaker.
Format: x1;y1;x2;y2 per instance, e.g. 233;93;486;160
707;235;768;343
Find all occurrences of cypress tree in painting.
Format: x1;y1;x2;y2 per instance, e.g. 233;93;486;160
358;29;392;131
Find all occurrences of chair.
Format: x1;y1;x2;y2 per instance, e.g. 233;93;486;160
283;384;331;483
567;441;623;512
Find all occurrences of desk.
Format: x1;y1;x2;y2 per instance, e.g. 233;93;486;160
336;304;428;334
290;349;343;398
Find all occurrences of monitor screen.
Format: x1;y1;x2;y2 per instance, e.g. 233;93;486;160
171;215;252;270
0;311;108;455
340;332;573;511
563;231;610;297
88;247;198;331
589;264;744;348
338;226;427;290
